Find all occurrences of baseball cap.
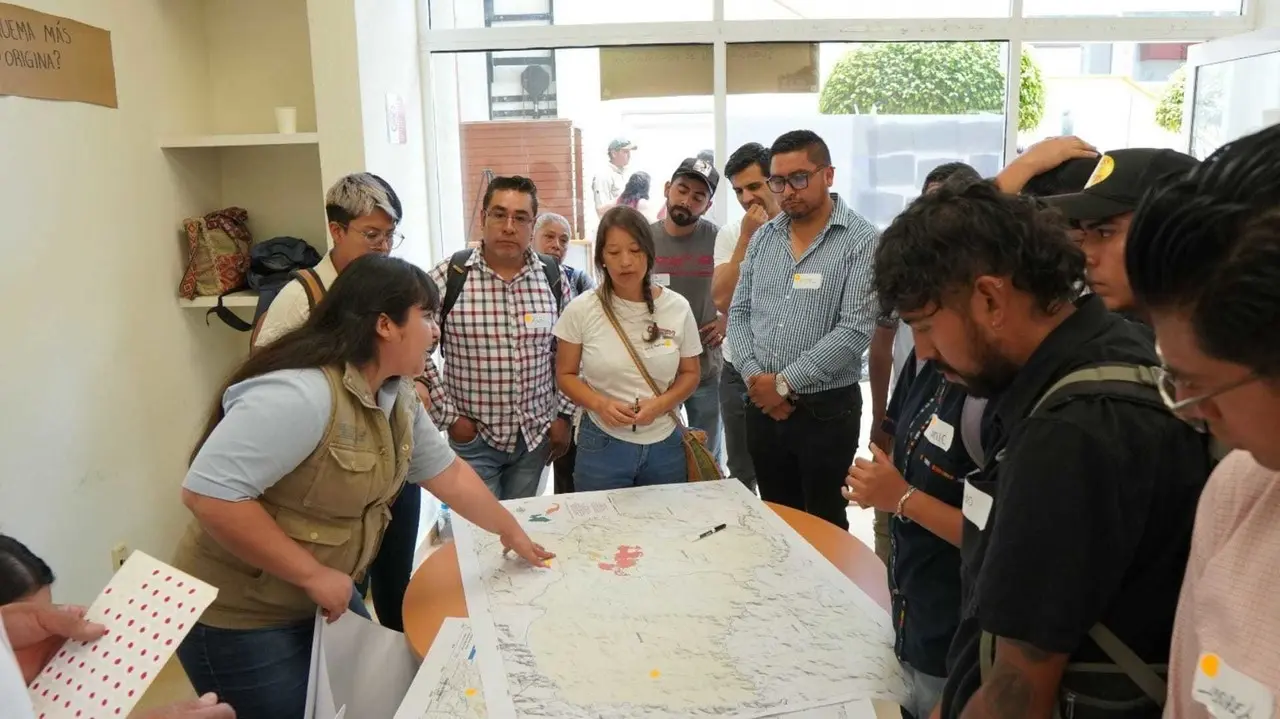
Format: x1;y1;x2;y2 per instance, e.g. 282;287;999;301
671;157;720;195
608;137;637;153
1045;148;1199;221
1021;157;1098;198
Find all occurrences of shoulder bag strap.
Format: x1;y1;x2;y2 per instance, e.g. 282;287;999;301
597;294;685;428
292;267;326;311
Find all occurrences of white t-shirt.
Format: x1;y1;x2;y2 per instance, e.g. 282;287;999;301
554;288;703;444
253;253;339;348
713;219;742;365
0;622;35;719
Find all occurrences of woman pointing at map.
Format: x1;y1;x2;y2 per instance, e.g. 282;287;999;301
169;255;552;719
553;206;704;490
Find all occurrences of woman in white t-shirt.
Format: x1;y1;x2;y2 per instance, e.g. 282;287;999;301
553;206;703;491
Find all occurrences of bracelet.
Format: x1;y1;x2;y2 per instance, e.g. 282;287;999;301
894;486;918;520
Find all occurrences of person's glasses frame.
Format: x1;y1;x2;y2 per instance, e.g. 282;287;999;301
485;208;535;229
346;224;405;250
1152;364;1258;430
766;164;830;194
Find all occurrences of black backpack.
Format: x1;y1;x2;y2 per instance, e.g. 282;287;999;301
439;248;564;329
206;237;322;336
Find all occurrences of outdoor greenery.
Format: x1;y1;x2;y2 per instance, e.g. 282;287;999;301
818;42;1046;132
1155;65;1187;133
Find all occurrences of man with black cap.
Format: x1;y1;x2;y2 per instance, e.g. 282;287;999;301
592;137;636;217
651;157;726;465
1044;148;1200;317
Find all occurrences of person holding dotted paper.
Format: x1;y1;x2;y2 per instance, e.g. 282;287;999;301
553;206;703;491
170;254;552;719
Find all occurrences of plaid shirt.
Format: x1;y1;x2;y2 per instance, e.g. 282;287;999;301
423;248;573;453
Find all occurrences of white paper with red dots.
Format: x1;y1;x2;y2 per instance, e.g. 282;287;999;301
27;551;216;719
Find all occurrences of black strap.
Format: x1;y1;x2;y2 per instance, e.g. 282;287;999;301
439;249;565;329
205;290;253;332
292;267;326;311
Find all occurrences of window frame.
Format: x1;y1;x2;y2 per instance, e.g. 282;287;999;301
417;0;1261;261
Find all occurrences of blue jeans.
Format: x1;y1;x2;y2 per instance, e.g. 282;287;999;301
901;661;948;719
683;370;723;467
176;591;369;719
573;414;687;491
718;361;756;493
450;430;549;500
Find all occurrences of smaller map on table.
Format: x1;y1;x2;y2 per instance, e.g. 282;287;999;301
393;618;486;719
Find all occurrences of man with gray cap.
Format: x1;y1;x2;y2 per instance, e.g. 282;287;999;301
651;157;725;466
592;137;635;217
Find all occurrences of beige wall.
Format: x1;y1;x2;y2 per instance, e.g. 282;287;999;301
0;0;248;603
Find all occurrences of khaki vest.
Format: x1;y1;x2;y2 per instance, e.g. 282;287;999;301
172;364;417;629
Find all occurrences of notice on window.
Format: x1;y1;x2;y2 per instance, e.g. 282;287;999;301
0;3;117;108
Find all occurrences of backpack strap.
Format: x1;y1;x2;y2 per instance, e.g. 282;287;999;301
292;267;326;311
1028;363;1165;417
440;248;475;329
536;252;565;313
960;396;988;468
206;291;253;333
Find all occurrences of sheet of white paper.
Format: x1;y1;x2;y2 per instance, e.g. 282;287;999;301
306;610;420;719
454;481;909;719
27;552;216;719
768;699;880;718
393;617;486;718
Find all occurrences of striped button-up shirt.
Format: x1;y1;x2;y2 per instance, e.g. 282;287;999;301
422;248;573;453
727;194;879;393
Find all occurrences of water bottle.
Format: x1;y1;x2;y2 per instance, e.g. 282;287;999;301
437;502;453;542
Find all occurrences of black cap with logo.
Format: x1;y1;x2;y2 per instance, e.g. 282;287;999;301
671;157;720;195
1045;148;1200;221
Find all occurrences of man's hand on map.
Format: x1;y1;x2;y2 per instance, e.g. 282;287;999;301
843;443;910;513
501;528;556;567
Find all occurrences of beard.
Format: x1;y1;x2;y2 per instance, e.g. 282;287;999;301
935;320;1021;398
667;205;697;227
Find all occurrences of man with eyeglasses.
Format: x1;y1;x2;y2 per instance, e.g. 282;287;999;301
873;180;1209;719
726;129;879;531
651;157;726;466
1126;123;1280;719
420;175;573;501
250;172;423;635
254;172;405;349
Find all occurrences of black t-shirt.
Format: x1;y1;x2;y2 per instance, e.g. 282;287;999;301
941;295;1210;717
883;354;976;678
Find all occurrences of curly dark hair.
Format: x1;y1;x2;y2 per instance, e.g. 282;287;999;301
1127;123;1280;377
874;180;1085;318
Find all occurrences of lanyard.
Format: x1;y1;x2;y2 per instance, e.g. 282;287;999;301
899;380;949;471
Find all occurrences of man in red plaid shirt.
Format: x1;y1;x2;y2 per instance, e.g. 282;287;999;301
421;176;574;499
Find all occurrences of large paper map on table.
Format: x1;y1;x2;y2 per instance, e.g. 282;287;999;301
453;480;909;719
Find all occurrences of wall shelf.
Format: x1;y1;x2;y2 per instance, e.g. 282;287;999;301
160;133;319;149
178;290;258;309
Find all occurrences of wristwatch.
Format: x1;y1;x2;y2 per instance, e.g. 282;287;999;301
774;374;791;399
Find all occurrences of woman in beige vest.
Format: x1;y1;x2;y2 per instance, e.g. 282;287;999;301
171;254;552;719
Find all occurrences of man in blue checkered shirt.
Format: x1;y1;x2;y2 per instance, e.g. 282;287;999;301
726;130;880;530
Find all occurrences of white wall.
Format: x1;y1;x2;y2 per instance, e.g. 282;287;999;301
0;0;248;604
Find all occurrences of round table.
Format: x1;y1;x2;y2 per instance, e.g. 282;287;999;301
402;501;891;658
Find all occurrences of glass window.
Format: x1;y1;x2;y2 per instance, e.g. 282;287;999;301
1020;41;1198;151
725;0;1008;20
1191;50;1280;159
426;0;712;29
726;42;1010;229
428;46;712;258
1021;0;1240;17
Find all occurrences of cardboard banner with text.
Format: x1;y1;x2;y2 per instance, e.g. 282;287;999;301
0;2;117;108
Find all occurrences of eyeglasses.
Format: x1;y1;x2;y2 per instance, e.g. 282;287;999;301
767;165;829;193
1152;364;1259;430
486;209;535;228
348;226;404;250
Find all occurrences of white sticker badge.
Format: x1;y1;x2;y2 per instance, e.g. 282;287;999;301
522;312;554;329
652;273;671;287
1193;652;1275;719
962;479;994;531
925;416;955;451
792;273;823;290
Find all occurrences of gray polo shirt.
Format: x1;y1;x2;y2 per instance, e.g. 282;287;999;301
184;369;456;501
650;217;719;327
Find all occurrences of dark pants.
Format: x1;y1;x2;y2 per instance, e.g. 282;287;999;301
745;384;861;530
719;361;757;493
553;438;577;494
357;484;420;632
177;591;369;719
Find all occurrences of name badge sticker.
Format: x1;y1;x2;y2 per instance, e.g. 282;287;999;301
1193;652;1275;719
652;273;671;287
925;416;955;451
523;312;554;329
792;273;823;290
962;480;993;531
642;339;677;358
